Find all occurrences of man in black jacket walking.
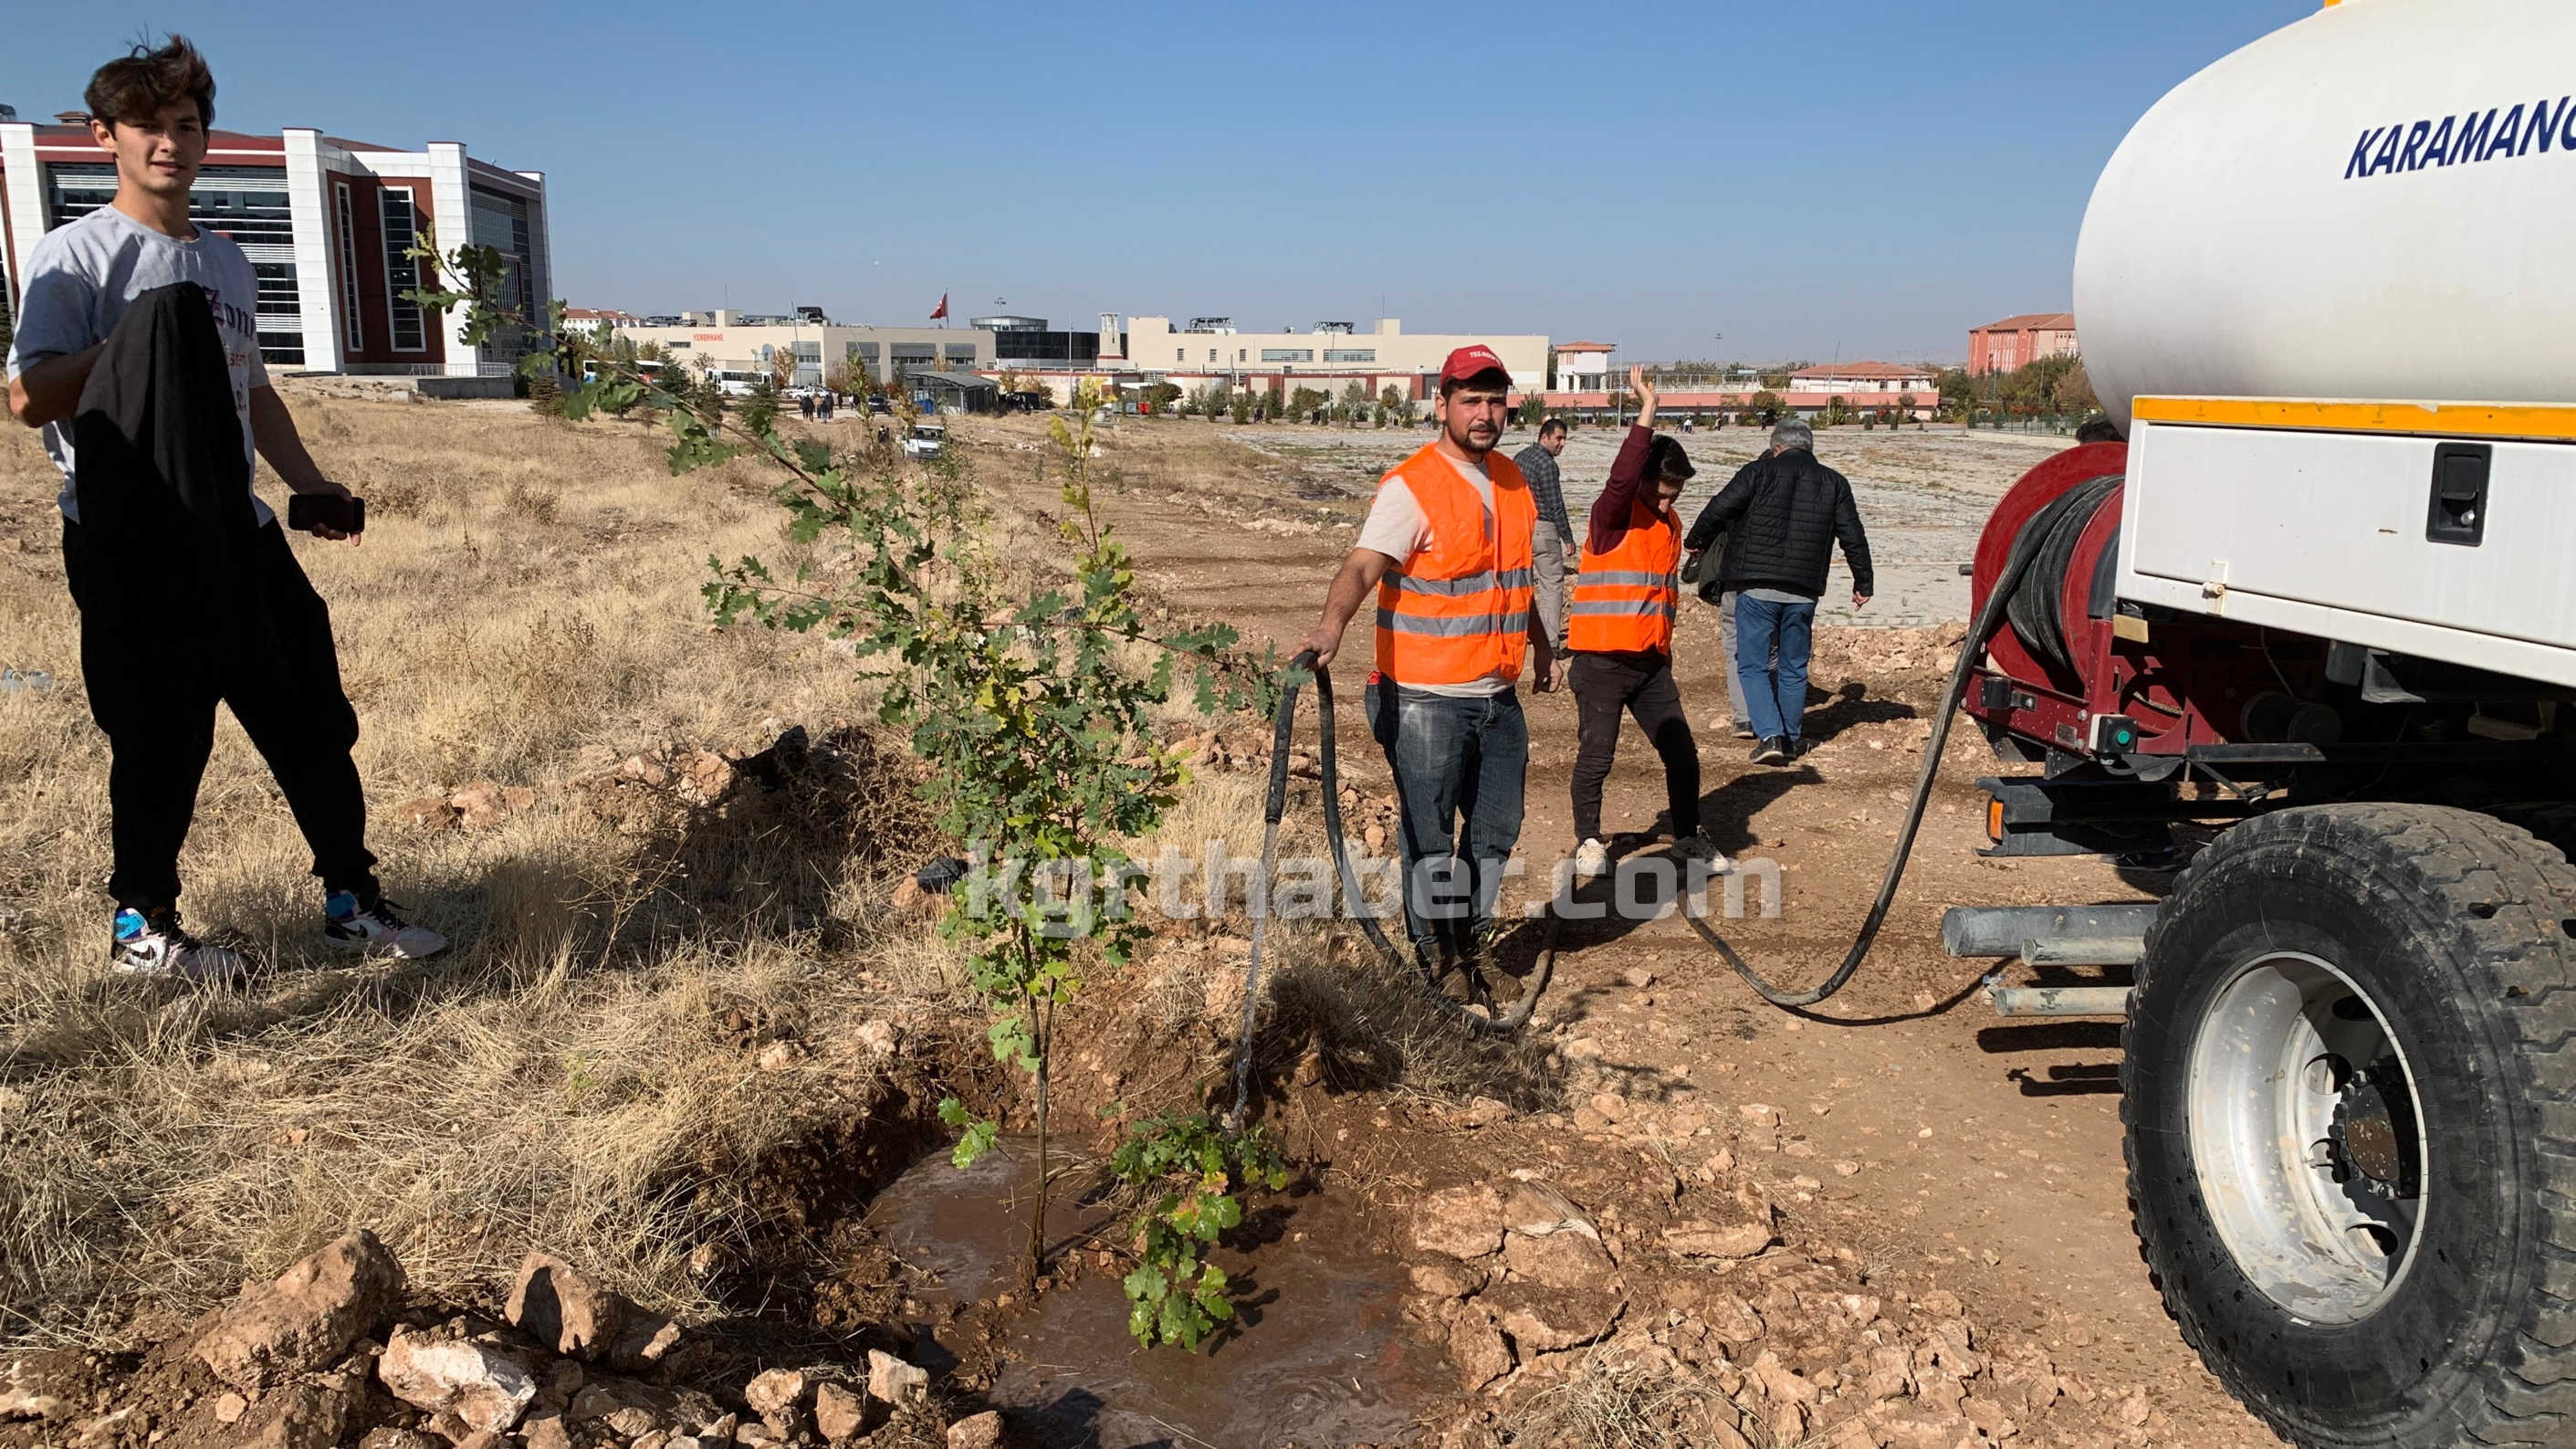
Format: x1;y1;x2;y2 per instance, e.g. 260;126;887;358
1684;417;1872;764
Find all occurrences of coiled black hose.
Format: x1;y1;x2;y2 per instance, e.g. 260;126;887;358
1684;479;2100;1009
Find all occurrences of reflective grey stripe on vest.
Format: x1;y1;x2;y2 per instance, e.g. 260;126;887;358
1396;572;1496;597
1396;567;1534;596
1381;612;1505;636
1578;569;1670;587
1570;597;1677;616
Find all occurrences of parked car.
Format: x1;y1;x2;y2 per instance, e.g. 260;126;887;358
903;423;948;461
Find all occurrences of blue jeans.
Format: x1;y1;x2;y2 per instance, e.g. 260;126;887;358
1733;593;1817;742
1365;681;1527;958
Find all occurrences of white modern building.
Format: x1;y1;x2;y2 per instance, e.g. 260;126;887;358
609;315;994;387
1117;316;1548;399
1;120;548;376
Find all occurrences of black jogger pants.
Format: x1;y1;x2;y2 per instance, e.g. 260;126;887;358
1567;648;1702;845
64;518;377;913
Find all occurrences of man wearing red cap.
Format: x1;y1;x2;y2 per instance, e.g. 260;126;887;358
1299;347;1545;997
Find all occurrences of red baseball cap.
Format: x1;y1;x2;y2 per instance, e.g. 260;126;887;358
1439;345;1511;387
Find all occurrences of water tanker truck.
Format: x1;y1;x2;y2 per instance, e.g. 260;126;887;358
1953;2;2576;1442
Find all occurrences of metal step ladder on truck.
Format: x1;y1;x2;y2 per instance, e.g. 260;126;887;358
1947;3;2576;1443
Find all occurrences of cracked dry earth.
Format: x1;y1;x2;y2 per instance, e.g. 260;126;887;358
978;415;2281;1447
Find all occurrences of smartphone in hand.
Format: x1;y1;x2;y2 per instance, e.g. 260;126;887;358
287;493;366;535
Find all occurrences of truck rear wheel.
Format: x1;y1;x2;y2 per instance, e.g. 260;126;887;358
2124;803;2576;1447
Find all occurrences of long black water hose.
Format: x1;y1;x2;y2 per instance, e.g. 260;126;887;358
1683;480;2084;1008
1225;489;2079;1123
1227;653;1552;1126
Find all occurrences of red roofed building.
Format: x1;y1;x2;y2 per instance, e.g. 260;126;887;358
1968;312;2079;375
1787;361;1937;396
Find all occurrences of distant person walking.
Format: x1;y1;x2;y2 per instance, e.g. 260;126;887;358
1299;347;1547;999
5;36;447;981
1684;457;1756;740
1565;368;1726;878
798;391;816;422
1688;417;1873;765
1512;417;1575;688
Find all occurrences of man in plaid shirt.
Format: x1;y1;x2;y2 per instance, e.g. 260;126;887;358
1513;418;1575;690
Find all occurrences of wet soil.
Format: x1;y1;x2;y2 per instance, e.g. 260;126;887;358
869;1140;1449;1447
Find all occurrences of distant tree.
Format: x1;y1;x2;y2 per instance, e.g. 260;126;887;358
1266;381;1288;421
1748;391;1787;425
1757;368;1795;390
636;339;666;362
1824;394;1854;427
1896;392;1920;422
1337;380;1372;426
830;359;872;396
1230;388;1254;425
1519;393;1546;428
767;345;797;393
1144;381;1183;415
1291;385;1329;423
741;375;780;435
2054;361;2098;415
1398;396;1420;426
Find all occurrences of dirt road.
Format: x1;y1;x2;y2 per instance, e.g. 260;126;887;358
979;415;2279;1445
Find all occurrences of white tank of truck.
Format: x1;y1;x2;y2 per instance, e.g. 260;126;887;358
2074;0;2576;430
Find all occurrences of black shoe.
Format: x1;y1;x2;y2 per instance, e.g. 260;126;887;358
1752;735;1790;766
1732;720;1756;740
1787;736;1813;760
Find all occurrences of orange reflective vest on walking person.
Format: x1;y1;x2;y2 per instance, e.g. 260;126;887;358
1566;497;1681;655
1372;445;1537;687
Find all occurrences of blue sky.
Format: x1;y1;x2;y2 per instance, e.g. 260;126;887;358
4;2;2314;363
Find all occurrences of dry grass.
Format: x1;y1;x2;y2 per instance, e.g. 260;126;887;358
0;393;941;1342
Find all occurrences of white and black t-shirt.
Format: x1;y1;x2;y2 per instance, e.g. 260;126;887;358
5;205;272;525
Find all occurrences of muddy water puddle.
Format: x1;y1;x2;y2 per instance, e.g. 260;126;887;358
868;1140;1449;1447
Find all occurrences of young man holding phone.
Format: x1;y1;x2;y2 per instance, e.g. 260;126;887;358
6;37;445;980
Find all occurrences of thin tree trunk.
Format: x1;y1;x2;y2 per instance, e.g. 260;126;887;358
1026;981;1052;1293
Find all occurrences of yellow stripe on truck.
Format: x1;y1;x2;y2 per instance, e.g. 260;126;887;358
2133;396;2576;441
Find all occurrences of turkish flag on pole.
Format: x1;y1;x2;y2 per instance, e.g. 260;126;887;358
929;292;948;320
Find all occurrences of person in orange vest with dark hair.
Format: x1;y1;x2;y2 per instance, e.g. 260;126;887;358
1299;347;1547;996
1567;366;1729;880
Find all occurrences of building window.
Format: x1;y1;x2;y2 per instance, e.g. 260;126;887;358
794;341;822;361
1323;349;1376;363
333;182;362;352
848;342;879;361
379;189;427;352
50;161;307;363
1177;348;1186;362
946;343;977;362
1260;349;1314;363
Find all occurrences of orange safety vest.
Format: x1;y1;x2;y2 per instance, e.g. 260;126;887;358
1566;497;1681;654
1372;445;1537;686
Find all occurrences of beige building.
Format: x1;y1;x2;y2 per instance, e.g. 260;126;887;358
611;313;994;387
1117;316;1548;400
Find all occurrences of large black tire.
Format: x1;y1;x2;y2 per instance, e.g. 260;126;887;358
2124;803;2576;1447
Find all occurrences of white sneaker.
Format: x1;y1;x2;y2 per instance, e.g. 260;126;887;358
322;893;449;959
1574;838;1610;880
1671;834;1733;872
110;908;248;984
